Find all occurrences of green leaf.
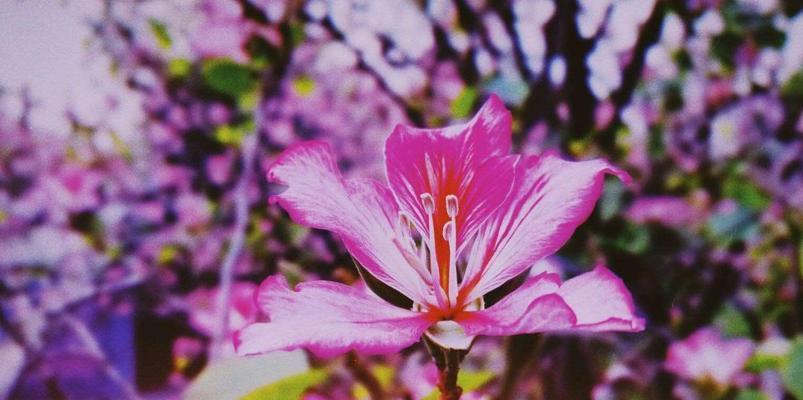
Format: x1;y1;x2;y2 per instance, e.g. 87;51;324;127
422;370;494;400
782;71;803;102
746;352;785;373
157;245;179;265
457;370;494;391
214;119;255;146
450;87;478;119
148;18;171;49
241;369;327;400
782;338;803;399
711;32;741;69
714;303;751;338
202;59;257;98
167;58;192;78
289;23;306;46
735;389;769;400
608;223;650;254
723;175;770;211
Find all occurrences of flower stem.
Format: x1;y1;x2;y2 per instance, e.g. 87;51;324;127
437;348;463;400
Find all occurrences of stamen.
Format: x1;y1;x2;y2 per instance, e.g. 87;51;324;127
420;192;446;308
445;194;459;218
395;211;431;283
392;238;432;284
398;211;411;227
443;220;459;306
397;212;415;245
420;192;435;215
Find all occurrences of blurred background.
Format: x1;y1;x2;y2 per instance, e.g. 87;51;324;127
1;0;803;399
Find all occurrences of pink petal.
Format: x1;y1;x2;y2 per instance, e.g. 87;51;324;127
461;152;631;302
457;273;577;336
235;276;435;358
458;267;643;336
267;141;431;304
384;95;515;250
557;266;644;331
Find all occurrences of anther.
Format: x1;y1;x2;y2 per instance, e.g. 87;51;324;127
398;211;412;229
442;220;455;241
420;192;435;215
445;194;459;218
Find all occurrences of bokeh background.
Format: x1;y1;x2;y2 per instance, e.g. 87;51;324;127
1;0;803;399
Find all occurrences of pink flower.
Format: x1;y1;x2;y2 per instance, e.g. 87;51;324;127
237;95;644;358
665;327;755;386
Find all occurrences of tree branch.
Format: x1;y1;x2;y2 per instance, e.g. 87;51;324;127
211;126;260;359
345;352;386;400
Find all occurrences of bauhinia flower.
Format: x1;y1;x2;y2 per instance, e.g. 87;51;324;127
236;95;644;359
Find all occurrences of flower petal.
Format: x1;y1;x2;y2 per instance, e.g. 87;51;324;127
235;276;434;358
384;95;515;249
268;141;431;304
458;267;643;336
557;266;645;331
461;152;631;302
457;273;577;336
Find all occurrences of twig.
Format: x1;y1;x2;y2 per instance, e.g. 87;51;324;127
608;2;666;112
211;128;260;359
345;352;386;400
318;18;424;125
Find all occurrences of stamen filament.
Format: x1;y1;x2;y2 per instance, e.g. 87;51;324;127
443;194;460;307
421;193;447;308
443;219;458;307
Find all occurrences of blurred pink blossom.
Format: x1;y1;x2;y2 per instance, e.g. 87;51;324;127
665;327;755;386
625;196;707;228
